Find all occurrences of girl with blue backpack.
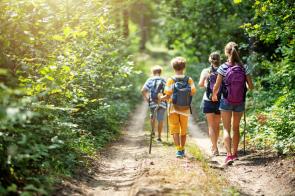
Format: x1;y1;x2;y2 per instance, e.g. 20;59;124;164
212;42;254;165
199;52;221;156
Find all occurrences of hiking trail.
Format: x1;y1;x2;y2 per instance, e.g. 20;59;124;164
57;102;295;196
57;102;227;195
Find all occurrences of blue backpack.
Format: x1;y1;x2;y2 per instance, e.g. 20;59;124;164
149;78;165;102
171;76;192;113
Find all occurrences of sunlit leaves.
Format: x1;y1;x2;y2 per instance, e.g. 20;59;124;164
52;35;64;41
0;0;139;195
233;0;242;4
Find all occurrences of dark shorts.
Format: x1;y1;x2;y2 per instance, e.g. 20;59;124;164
219;99;245;112
202;100;220;115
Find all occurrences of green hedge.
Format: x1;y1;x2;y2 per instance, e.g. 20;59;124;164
0;0;142;195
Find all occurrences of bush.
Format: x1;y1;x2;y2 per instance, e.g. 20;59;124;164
0;0;142;195
247;90;295;154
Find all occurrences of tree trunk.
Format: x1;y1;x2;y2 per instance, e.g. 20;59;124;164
123;9;129;38
140;14;147;51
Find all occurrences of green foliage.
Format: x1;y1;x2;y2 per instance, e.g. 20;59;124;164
0;0;142;195
242;0;294;50
247;91;295;154
157;0;254;62
241;0;295;154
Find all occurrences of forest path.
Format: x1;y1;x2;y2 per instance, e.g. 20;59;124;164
59;102;230;195
188;118;295;196
58;101;294;196
86;102;149;196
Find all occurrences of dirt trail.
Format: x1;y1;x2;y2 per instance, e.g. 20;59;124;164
188;118;295;196
59;103;229;196
58;102;294;196
73;102;149;196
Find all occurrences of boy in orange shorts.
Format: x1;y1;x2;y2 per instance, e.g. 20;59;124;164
161;57;196;158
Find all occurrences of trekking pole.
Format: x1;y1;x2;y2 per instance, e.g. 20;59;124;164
243;109;246;155
149;105;158;154
166;111;169;141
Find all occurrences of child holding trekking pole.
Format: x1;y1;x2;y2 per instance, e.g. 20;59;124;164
212;42;254;165
160;57;196;158
199;52;222;156
141;65;167;143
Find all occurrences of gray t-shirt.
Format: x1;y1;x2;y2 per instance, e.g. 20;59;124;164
217;63;251;77
217;63;251;99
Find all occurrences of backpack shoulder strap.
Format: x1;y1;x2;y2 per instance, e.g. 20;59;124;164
152;78;160;89
171;76;177;82
184;75;190;84
210;65;214;73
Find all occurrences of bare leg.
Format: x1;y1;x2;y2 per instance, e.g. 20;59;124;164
221;111;232;156
232;112;243;155
180;135;186;148
173;134;180;146
213;114;221;149
158;121;164;139
206;113;218;151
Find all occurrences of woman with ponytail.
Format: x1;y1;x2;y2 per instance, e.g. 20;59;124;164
212;42;254;165
199;52;221;156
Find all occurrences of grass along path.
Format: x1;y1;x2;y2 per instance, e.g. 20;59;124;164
189;119;295;196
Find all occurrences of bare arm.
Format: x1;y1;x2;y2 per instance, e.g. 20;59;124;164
160;94;170;101
141;87;149;102
212;74;223;102
198;69;208;88
246;75;254;90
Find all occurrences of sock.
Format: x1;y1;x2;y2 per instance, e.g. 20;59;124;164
179;146;185;151
176;145;181;151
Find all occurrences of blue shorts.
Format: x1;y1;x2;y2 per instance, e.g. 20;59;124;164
150;107;166;121
219;99;245;112
202;100;220;115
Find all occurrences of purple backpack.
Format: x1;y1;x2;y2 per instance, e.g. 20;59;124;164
223;63;246;105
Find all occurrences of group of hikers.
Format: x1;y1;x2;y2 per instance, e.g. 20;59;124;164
141;41;254;165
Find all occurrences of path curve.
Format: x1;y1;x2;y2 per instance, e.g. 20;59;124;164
188;117;295;196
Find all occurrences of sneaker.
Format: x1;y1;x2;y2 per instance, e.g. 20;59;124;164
181;150;185;157
224;155;233;165
212;148;219;156
232;154;239;161
156;138;162;143
176;150;183;158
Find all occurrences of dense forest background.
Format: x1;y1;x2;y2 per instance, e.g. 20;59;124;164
0;0;294;195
